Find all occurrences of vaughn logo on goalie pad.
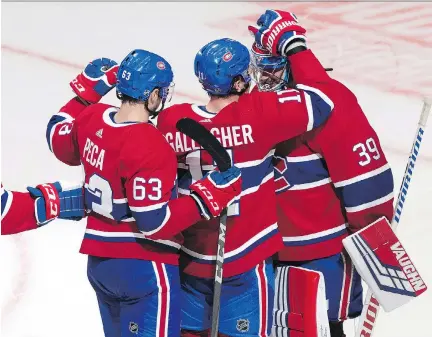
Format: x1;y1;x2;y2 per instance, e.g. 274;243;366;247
343;217;426;312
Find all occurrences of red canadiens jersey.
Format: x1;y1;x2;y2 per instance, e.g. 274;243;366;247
1;185;38;235
273;80;394;262
157;49;337;277
46;99;203;265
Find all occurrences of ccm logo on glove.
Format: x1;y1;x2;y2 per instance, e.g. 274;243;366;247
193;183;220;211
38;183;60;217
70;78;86;93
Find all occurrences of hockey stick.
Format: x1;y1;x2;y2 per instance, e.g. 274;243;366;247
355;99;431;337
176;118;231;337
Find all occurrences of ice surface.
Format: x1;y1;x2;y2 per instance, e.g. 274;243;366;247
1;3;431;337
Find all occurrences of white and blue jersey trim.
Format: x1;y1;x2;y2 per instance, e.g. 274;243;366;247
283;223;348;247
191;104;217;118
84;229;181;253
181;223;279;264
275;154;394;214
46;112;74;152
130;202;172;236
334;163;394;213
274;153;331;193
296;84;334;130
102;108;142;127
1;187;13;221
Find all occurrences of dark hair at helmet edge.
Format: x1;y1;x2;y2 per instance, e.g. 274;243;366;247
117;88;165;118
116;92;141;105
208;75;250;99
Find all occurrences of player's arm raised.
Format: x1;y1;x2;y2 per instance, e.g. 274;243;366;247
248;10;335;144
121;127;242;240
46;58;118;165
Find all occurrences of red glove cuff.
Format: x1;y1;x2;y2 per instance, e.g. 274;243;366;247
190;179;223;218
36;183;60;220
70;73;102;104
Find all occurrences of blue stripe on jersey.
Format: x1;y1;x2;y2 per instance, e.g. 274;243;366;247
178;155;273;194
298;85;334;129
336;168;394;208
84;233;179;253
132;204;169;233
274;158;329;190
184;226;279;264
1;189;9;215
240;156;274;191
283;227;347;247
46;115;67;151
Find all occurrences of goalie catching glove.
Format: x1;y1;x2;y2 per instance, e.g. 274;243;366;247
190;166;242;220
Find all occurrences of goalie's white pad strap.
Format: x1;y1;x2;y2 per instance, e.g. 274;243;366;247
272;266;330;337
343;216;427;312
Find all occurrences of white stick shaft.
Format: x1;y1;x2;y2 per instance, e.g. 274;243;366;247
354;99;431;337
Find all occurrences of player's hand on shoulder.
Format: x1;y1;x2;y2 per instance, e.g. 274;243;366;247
189;166;242;220
248;10;306;57
27;181;85;225
70;58;119;104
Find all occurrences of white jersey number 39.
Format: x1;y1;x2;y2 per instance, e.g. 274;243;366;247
353;137;381;166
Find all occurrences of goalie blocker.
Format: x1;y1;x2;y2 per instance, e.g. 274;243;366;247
343;217;427;312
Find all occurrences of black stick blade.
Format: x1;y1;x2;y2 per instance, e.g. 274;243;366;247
176;118;231;172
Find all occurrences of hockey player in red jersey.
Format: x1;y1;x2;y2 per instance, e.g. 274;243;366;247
46;52;242;337
249;15;394;336
1;182;84;235
157;11;339;337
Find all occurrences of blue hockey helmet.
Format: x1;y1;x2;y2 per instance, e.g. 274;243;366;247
194;38;251;96
250;42;289;92
116;49;174;103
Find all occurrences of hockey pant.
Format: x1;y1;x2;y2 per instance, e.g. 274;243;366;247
181;259;274;337
87;256;181;337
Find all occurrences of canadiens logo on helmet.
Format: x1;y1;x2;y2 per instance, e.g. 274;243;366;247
156;61;166;70
222;51;233;62
251;42;271;56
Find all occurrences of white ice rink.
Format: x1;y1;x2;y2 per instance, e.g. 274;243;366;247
1;2;431;337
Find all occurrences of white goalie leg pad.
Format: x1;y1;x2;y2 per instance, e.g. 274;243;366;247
343;216;427;312
272;266;330;337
